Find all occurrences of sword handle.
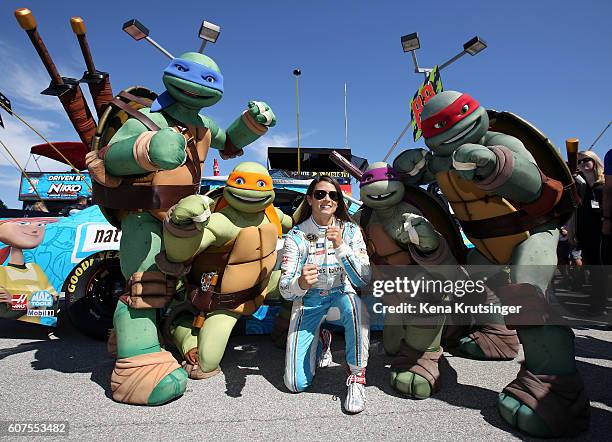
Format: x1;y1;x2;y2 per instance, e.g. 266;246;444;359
330;150;363;181
565;138;579;175
15;8;64;85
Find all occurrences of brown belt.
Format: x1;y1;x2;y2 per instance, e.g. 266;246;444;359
190;276;262;313
460;180;575;239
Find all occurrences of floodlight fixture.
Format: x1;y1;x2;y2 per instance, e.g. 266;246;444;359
198;20;221;53
123;18;174;60
122;19;148;40
401;32;420;52
463;36;487;55
402;32;488;77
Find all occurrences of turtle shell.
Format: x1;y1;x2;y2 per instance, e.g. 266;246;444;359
403;185;467;264
487;109;579;223
91;87;159;227
92;86;158;152
359;185;468;264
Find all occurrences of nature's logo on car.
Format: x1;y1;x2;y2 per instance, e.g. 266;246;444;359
71;222;121;263
29;290;54;307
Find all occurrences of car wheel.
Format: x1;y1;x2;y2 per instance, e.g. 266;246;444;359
63;251;124;340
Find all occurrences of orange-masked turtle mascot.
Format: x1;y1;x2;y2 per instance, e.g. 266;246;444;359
158;162;292;379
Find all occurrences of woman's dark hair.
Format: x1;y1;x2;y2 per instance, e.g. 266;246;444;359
296;175;351;225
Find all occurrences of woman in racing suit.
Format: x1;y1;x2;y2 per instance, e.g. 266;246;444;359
280;175;371;414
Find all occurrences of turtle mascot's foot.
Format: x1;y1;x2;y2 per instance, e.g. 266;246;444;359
111;351;188;405
180;347;220;380
497;365;590;437
457;324;519;361
389;342;443;399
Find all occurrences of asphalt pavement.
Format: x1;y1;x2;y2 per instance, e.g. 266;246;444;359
0;318;610;441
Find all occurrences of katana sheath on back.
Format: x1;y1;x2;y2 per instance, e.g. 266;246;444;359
71;16;114;118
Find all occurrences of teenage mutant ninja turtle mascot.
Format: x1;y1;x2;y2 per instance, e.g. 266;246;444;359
87;52;276;405
355;162;466;399
393;90;588;437
157;162;292;379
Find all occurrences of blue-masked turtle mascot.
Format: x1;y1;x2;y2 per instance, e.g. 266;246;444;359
393;90;588;437
158;162;292;380
87;52;276;405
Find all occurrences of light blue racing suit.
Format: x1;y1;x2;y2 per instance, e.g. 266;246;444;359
280;216;371;393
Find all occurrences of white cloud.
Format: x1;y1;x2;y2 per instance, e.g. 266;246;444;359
0;40;66;114
247;129;317;161
0;40;85;172
0;115;69;170
0;165;25;209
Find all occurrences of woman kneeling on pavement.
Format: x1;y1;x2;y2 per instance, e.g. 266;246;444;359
279;175;371;413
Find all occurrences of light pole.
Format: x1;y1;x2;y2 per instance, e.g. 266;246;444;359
293;68;301;174
400;32;487;79
383;32;488;161
198;20;221;53
122;19;174;59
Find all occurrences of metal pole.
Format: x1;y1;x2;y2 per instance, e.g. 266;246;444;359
344;82;348;149
438;50;468;70
0;100;91;190
144;36;174;59
198;39;207;54
587;121;612;151
383;122;411;162
0;137;44;202
295;75;301;174
410;50;420;74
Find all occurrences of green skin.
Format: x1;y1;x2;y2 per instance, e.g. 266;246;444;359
356;162;456;399
164;162;292;374
393;91;577;437
105;53;276;405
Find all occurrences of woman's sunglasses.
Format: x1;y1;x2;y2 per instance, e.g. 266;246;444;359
312;190;340;201
577;158;593;165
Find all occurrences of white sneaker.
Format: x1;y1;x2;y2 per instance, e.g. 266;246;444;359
344;371;366;414
318;328;333;368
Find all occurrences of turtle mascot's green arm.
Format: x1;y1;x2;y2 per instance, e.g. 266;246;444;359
104;52;276;176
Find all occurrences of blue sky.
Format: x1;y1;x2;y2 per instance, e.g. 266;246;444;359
0;0;610;208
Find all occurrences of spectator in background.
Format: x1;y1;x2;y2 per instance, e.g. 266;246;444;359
30;201;49;213
603;148;612;265
59;196;89;216
575;150;605;314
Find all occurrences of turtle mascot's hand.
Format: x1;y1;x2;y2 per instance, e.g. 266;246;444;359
248;101;276;127
170;195;212;227
398;213;440;253
452;143;497;181
393;148;428;178
149;128;187;170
